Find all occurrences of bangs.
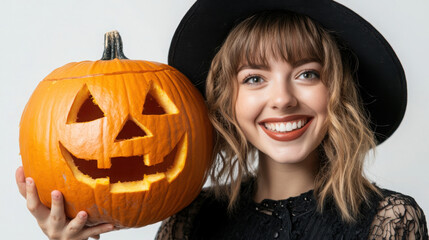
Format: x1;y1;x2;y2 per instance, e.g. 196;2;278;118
229;11;325;70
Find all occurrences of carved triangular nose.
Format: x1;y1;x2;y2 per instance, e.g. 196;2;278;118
115;118;147;141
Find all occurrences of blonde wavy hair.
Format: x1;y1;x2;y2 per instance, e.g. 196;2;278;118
205;11;380;223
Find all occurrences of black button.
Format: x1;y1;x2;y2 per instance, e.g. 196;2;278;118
274;232;279;238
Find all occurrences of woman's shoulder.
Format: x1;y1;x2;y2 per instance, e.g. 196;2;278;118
155;187;226;240
368;187;428;239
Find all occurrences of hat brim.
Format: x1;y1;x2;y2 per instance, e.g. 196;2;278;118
168;0;407;144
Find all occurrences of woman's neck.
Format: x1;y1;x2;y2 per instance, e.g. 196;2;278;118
254;150;319;202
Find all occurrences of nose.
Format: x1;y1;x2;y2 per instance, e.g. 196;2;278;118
115;117;147;141
268;83;297;110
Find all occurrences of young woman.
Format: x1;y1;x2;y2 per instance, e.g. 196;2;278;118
156;0;428;239
16;0;428;239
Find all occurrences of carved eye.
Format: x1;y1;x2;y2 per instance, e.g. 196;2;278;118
67;85;105;123
143;93;166;115
142;84;178;115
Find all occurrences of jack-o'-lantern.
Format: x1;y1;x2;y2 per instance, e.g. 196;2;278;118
19;31;213;227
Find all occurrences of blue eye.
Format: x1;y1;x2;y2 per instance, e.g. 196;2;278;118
243;75;264;85
298;71;320;80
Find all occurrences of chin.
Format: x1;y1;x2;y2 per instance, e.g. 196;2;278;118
268;155;310;165
260;146;320;165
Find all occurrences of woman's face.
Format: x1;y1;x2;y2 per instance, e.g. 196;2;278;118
235;57;329;164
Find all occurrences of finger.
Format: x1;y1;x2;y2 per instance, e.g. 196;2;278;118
80;223;115;239
49;190;67;228
90;234;100;239
66;211;88;236
26;177;50;219
15;166;27;197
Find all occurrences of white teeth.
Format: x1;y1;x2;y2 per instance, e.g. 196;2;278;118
286;122;292;131
280;123;286;132
264;119;308;133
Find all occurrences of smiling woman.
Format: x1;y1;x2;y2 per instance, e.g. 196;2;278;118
156;1;428;239
205;10;377;222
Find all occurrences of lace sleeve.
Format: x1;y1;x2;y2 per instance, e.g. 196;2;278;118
368;191;428;240
155;192;208;240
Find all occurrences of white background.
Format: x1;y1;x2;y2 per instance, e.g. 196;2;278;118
1;0;428;239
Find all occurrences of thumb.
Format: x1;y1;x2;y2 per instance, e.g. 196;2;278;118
16;166;27;198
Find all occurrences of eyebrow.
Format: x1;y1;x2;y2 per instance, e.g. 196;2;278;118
237;58;321;72
291;58;321;68
237;64;270;72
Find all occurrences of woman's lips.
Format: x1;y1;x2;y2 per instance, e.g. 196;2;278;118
259;116;313;141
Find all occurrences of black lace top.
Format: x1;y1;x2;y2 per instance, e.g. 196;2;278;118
156;180;428;240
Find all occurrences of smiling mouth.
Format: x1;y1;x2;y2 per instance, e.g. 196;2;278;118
262;118;309;133
260;117;313;141
59;134;186;185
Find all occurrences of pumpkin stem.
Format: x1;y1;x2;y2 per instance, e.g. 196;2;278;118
101;30;128;60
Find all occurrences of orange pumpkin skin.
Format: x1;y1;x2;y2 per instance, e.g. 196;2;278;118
19;57;213;227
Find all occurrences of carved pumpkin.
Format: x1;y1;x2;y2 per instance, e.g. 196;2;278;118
19;31;213;227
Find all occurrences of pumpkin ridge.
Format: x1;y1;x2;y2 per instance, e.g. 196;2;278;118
163;70;208;207
43;68;174;82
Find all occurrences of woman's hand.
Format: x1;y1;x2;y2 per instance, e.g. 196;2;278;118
16;166;115;240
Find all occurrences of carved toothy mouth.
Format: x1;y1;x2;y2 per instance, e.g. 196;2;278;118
59;134;187;191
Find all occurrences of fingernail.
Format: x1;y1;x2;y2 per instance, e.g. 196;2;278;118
78;212;87;219
51;191;60;199
26;178;33;186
